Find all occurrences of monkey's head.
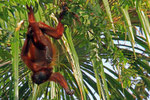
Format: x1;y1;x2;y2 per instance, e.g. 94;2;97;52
32;68;52;85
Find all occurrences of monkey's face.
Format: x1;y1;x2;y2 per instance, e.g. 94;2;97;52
32;70;51;85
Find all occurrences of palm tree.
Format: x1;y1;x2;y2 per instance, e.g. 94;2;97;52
0;0;149;100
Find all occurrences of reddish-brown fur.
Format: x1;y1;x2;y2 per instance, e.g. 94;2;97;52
21;5;74;95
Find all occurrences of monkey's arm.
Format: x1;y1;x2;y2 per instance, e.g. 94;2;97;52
38;22;64;39
49;72;74;95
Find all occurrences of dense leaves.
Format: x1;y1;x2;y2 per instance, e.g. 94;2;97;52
0;0;149;100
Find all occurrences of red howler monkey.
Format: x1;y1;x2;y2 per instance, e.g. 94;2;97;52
21;5;74;95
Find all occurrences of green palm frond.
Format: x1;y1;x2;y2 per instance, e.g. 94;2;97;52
0;0;149;100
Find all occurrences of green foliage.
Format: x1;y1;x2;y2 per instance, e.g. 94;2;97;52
0;0;149;100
